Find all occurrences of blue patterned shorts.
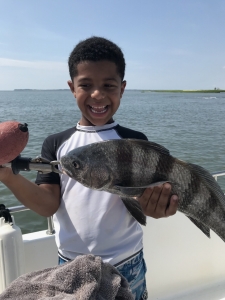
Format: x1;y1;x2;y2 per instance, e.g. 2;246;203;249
115;249;148;300
58;249;148;300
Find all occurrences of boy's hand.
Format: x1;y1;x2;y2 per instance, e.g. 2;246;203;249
138;183;178;218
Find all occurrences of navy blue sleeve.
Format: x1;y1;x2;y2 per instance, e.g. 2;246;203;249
35;135;60;185
114;125;148;141
35;126;76;185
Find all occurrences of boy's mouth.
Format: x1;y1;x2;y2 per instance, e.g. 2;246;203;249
88;105;108;114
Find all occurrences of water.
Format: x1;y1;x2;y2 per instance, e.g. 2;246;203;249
0;90;225;233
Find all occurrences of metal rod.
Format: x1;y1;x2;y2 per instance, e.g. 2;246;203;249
29;163;53;173
9;205;30;213
46;217;55;235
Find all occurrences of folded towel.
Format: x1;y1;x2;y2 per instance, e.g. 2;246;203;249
0;254;134;299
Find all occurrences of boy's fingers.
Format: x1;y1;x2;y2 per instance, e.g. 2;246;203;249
138;183;178;218
165;195;179;217
138;185;166;217
154;183;171;214
138;187;155;215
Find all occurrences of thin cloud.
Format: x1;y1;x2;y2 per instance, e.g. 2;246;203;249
0;58;67;71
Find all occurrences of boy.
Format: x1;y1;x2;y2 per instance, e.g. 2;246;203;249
0;37;178;300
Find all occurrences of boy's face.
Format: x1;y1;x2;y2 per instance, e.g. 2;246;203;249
68;60;126;126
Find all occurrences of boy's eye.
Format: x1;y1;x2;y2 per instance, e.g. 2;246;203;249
105;84;116;88
79;84;90;88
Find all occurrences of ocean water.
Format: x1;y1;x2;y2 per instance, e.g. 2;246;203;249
0;90;225;233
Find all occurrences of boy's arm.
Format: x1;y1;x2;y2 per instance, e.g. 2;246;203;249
0;167;60;217
138;183;178;218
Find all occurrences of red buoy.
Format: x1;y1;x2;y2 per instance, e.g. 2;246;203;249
0;121;29;165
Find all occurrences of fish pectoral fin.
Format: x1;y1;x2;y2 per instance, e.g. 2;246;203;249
187;216;210;239
121;197;146;226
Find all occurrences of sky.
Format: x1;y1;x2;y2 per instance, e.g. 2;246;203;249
0;0;225;90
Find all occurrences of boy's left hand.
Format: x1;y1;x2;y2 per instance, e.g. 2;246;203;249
137;183;178;218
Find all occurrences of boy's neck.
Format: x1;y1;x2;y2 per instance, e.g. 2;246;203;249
78;117;114;126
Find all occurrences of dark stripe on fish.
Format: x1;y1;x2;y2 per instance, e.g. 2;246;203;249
150;153;175;183
180;173;201;213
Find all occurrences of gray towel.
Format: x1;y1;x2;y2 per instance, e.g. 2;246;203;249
0;254;134;300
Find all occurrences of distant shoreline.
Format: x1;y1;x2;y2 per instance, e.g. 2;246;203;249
13;89;69;91
142;89;225;93
0;89;224;93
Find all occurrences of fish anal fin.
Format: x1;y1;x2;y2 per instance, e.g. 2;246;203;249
121;197;146;226
187;216;210;239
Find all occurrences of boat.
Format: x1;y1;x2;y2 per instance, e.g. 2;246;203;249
1;171;225;300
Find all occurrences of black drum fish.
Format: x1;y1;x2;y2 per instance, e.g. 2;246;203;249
60;139;225;242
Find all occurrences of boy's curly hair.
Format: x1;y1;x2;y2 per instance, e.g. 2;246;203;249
68;36;126;81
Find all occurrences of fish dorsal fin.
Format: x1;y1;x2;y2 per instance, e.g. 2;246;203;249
187;216;210;239
187;162;225;209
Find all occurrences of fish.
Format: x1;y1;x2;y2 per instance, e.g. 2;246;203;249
60;139;225;242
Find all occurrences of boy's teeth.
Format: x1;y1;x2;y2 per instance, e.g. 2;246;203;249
90;105;107;113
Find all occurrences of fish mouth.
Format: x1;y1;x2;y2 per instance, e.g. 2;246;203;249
61;167;73;178
88;105;109;114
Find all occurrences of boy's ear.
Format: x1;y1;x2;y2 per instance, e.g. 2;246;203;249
67;80;76;97
120;80;126;97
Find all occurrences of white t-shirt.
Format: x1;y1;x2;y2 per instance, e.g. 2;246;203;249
36;122;147;265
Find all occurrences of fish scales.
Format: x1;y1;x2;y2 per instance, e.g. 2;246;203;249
60;139;225;242
111;141;160;188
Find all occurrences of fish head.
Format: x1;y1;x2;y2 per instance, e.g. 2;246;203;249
60;143;114;190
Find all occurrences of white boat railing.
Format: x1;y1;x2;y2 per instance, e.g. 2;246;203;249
8;205;55;235
4;170;225;236
211;170;225;181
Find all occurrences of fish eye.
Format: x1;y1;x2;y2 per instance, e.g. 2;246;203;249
73;161;79;169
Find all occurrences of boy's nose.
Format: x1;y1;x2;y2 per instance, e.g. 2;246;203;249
91;89;105;100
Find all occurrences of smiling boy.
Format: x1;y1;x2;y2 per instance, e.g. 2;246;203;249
67;60;125;126
0;37;178;300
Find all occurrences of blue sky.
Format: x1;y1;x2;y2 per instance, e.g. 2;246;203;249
0;0;225;90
